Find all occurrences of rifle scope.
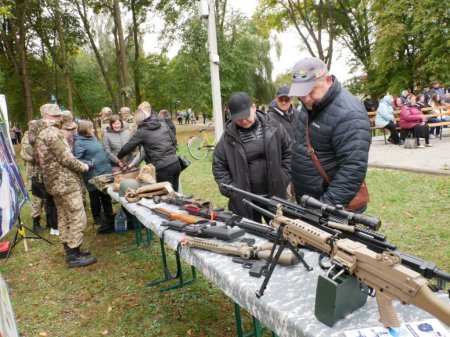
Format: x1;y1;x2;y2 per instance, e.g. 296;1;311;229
300;195;381;231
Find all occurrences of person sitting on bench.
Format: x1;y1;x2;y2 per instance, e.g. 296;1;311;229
375;95;403;145
399;95;432;148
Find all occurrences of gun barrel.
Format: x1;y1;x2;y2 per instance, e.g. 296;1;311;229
242;199;275;220
220;184;273;207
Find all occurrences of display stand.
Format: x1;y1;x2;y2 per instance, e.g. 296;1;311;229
5;215;53;261
234;303;278;337
146;235;196;292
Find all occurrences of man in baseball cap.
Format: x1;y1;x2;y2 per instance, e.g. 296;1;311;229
267;85;298;141
212;92;292;223
288;57;371;213
289;57;331;110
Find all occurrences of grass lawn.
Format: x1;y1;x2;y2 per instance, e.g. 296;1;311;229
1;123;449;336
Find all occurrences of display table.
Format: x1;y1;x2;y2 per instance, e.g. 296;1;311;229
108;187;450;337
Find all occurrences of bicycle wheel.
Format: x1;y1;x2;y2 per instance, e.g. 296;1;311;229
188;137;209;160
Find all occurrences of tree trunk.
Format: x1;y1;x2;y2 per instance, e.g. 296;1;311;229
113;0;131;108
55;4;73;112
72;0;119;112
113;27;124;108
0;1;34;122
131;0;141;105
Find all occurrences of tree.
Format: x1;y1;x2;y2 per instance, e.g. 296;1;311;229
258;0;335;67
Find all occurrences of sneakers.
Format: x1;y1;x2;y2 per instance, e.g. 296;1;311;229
50;228;59;235
387;137;394;144
398;140;405;145
425;143;434;147
417;144;425;148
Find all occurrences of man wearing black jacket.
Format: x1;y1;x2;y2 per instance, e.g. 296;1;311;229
267;85;299;141
289;57;371;211
212;92;292;221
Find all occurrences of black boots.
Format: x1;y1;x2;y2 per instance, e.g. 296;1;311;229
97;216;115;234
32;216;43;234
65;245;97;268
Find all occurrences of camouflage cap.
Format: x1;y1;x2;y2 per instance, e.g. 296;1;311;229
40;103;61;116
61;110;74;123
100;107;112;116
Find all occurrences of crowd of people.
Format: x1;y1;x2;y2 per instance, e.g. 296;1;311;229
20;101;179;268
365;81;450;147
17;56;446;269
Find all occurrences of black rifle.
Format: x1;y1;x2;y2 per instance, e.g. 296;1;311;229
221;184;450;286
161;220;245;241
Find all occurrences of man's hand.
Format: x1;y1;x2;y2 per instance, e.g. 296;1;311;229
82;163;90;172
118;160;125;168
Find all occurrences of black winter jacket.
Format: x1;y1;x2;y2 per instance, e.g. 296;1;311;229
117;115;178;170
291;76;371;207
267;100;299;141
212;112;292;218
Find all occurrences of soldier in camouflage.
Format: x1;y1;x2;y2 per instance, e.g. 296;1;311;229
35;103;97;268
98;107;112;140
20;121;44;233
119;106;137;135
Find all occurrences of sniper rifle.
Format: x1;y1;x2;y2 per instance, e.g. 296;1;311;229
153;194;212;209
243;199;450;328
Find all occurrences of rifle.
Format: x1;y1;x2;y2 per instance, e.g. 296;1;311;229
137;203;209;224
243;200;450;328
154;194;212;209
181;204;235;222
221;184;450;285
181;237;300;267
161;219;245;241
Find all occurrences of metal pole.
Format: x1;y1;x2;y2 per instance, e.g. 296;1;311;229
206;0;224;141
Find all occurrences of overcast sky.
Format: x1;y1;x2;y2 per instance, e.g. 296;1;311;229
144;0;352;82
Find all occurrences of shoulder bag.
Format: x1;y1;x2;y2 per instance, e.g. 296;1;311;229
305;122;369;211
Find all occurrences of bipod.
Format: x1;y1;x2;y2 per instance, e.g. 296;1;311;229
255;223;312;298
5;215;54;262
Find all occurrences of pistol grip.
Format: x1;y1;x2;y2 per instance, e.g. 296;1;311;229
376;291;400;328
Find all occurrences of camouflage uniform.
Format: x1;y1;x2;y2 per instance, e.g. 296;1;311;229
121;113;137;135
19;130;43;219
35;119;87;249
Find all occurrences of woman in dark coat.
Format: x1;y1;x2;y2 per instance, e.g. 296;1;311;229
73;120;114;233
117;110;181;191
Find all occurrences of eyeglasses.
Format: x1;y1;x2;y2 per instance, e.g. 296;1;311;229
277;96;291;103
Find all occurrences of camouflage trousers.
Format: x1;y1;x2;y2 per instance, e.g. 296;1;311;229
31;193;43;218
53;189;87;249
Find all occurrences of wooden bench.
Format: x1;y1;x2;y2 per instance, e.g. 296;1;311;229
369;106;450;143
368;110;400;144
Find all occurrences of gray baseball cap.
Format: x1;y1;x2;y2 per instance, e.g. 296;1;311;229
289;57;329;97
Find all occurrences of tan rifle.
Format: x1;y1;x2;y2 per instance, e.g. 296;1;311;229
182;237;299;266
244;201;450;328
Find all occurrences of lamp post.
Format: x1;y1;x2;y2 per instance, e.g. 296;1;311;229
198;0;224;141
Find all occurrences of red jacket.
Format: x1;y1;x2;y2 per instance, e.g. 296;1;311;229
399;105;424;129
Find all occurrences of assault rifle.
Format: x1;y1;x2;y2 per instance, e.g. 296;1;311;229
221;184;450;285
181;237;300;270
161;219;245;241
243;200;450;328
153;194;212;209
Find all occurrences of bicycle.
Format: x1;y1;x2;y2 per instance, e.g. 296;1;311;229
187;128;216;160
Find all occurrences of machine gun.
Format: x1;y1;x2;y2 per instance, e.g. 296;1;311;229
137;203;209;225
243;200;450;328
161;220;245;241
221;184;450;286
